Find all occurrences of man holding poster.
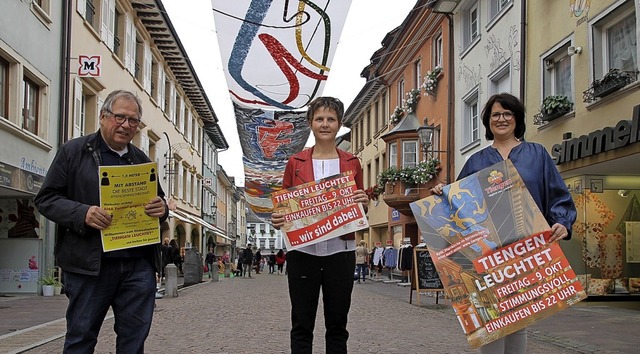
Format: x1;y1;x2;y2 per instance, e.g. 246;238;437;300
35;90;168;353
429;93;577;352
271;97;368;354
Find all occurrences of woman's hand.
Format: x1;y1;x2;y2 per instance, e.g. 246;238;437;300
271;212;285;230
353;189;368;206
430;183;446;196
549;223;569;242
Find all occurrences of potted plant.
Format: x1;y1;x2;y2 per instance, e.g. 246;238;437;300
390;106;404;125
538;95;573;122
40;271;59;297
592;68;636;98
404;88;421;113
422;66;443;96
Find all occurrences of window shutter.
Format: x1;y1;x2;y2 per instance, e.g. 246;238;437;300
158;69;166;108
101;0;109;43
143;41;152;92
141;132;149;156
169;81;176;124
186;173;192;203
73;77;83;138
178;98;185;133
124;13;133;72
77;0;86;17
178;165;183;199
107;0;116;50
187;110;193;143
96;96;104;132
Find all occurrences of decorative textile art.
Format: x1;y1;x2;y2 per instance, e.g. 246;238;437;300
597;233;623;279
212;0;353;110
616;194;640;236
234;103;310;218
574;191;615;268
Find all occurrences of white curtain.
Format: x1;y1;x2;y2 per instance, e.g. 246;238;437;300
608;14;637;72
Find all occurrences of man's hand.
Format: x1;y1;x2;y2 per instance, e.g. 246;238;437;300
85;206;112;230
145;196;167;218
271;212;285;230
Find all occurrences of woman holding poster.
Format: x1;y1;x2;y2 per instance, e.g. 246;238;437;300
431;93;576;354
271;96;368;354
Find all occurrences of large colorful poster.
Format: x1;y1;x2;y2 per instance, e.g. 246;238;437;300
99;162;160;252
410;160;586;348
271;171;368;249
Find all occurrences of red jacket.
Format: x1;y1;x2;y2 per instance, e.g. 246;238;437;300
282;146;364;240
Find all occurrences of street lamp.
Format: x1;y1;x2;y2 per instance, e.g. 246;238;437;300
416;118;439;162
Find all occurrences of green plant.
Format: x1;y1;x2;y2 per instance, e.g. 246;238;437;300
377;158;440;188
540;95;573;116
39;269;61;286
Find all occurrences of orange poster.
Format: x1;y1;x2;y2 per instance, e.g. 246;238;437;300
410;160;586;348
271;171;368;249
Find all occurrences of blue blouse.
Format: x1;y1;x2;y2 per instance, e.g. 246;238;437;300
458;141;577;238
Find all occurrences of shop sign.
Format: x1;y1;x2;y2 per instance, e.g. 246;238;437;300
0;162;45;194
391;209;401;221
551;105;640;164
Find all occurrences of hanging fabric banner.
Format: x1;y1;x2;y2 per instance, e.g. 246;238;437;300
211;0;353;110
234;103;310;219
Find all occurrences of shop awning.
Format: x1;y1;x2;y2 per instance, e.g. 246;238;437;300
184;214;235;242
169;210;194;224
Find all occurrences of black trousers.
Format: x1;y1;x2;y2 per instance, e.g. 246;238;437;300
286;250;355;354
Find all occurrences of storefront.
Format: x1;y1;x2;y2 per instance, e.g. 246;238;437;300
555;105;640;298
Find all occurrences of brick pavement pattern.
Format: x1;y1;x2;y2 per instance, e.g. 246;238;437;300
4;273;639;353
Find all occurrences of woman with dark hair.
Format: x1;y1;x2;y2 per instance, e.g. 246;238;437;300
271;96;369;354
432;93;576;354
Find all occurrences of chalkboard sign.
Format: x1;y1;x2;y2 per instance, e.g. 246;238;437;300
413;248;443;290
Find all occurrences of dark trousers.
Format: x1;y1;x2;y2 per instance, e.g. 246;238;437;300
287;250;355;354
62;257;156;354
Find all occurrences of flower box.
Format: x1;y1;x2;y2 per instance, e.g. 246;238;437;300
593;76;630;98
382;180;419;215
542;108;570;122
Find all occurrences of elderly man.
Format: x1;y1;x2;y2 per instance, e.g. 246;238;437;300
35;90;168;353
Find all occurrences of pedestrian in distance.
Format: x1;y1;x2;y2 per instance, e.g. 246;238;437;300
161;237;172;279
205;247;216;279
268;253;276;274
271;96;369;354
242;244;254;277
34;90;169;353
355;240;369;283
236;250;245;277
275;249;286;275
169;239;182;275
254;249;262;274
430;93;576;354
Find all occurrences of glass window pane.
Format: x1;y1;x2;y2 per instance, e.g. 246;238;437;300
607;14;637;71
0;60;6;117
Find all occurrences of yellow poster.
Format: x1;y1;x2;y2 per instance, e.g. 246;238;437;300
99;162;160;252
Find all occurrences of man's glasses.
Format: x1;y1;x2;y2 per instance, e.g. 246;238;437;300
105;110;141;127
490;111;514;121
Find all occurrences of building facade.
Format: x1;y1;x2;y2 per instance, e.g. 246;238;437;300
0;0;65;293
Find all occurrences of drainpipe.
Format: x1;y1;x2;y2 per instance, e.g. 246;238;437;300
59;0;72;146
519;0;527;102
446;13;454;185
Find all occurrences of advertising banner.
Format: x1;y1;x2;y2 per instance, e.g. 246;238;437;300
271;171;368;249
99;162;160;252
410;160;586;348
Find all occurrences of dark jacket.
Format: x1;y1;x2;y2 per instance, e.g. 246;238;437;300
205;252;216;265
282;146;364;240
242;248;254;265
34;131;168;276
